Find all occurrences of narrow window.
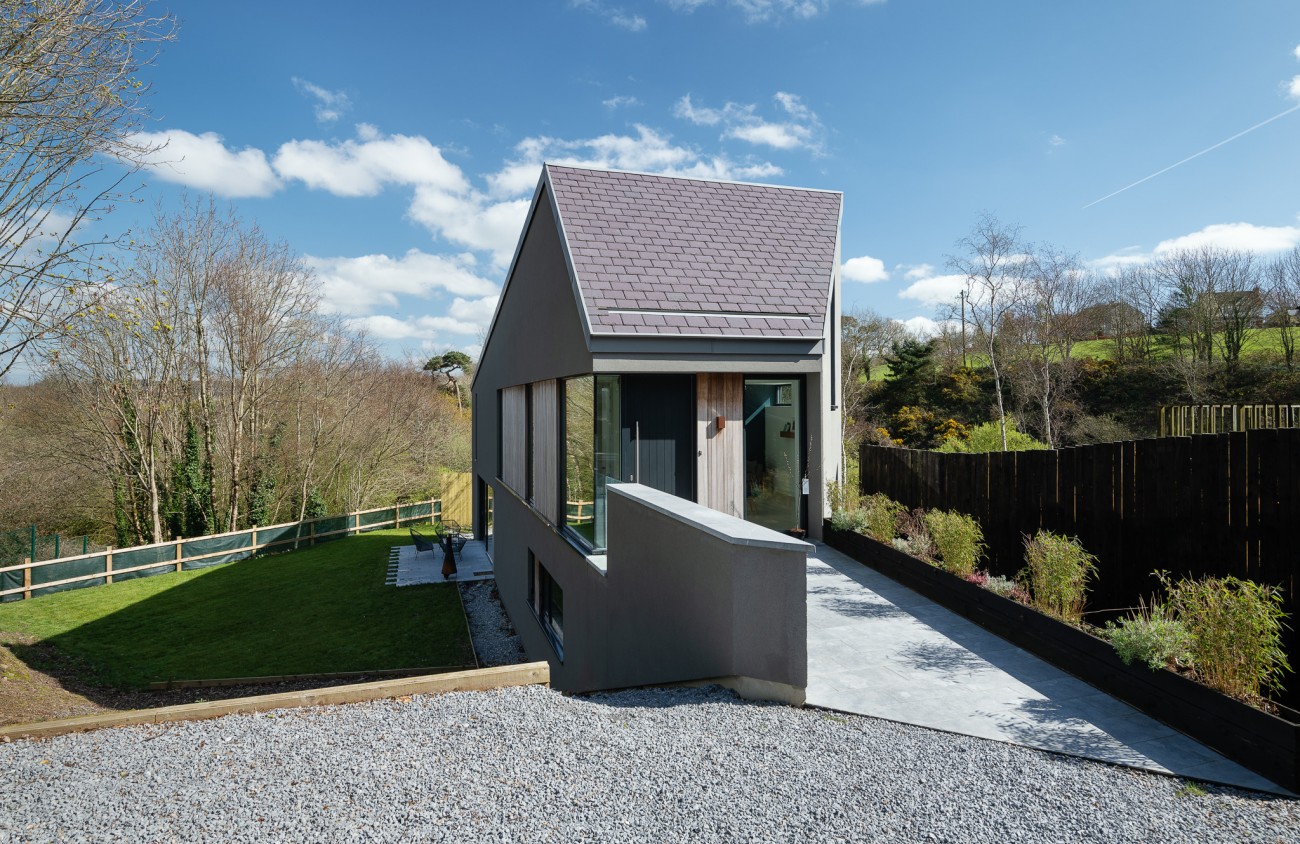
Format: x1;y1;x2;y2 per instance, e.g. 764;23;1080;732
528;552;564;658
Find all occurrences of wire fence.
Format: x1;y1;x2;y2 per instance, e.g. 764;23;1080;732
0;500;443;603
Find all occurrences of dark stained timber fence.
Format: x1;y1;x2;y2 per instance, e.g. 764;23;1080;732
859;430;1300;706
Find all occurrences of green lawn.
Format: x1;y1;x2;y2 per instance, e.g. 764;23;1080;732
0;528;472;688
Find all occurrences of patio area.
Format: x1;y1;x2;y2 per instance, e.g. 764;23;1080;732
805;541;1287;794
386;539;494;586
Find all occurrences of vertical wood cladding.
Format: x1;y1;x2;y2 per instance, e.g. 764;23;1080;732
532;379;559;524
697;374;744;518
501;386;527;495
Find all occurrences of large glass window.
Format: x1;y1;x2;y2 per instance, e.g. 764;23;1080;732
563;375;621;552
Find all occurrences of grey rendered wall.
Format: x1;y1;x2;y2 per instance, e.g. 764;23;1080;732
600;486;808;692
471;188;593;536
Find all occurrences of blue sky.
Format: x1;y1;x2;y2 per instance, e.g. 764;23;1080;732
116;0;1300;356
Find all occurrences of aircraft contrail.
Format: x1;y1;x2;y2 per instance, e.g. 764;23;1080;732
1083;102;1300;209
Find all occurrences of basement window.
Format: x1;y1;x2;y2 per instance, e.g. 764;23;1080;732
528;552;564;659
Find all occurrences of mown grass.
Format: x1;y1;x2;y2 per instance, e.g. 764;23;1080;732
0;528;471;688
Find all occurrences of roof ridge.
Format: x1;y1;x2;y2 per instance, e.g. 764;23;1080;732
543;162;843;197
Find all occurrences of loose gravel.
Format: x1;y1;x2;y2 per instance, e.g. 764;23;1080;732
458;580;524;668
2;684;1296;843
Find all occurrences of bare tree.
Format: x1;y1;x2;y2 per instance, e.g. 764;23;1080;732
1265;247;1300;369
208;224;318;529
839;308;906;470
1154;246;1262;369
947;214;1026;451
0;0;175;380
1103;266;1163;362
1006;247;1097;447
55;266;183;544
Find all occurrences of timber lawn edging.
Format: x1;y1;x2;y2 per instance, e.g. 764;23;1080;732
0;662;549;742
823;522;1300;793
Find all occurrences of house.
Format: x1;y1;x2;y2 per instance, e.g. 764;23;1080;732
470;164;843;697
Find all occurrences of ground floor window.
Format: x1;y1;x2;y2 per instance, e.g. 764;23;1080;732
528;552;564;658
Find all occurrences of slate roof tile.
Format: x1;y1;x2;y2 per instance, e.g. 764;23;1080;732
547;164;840;339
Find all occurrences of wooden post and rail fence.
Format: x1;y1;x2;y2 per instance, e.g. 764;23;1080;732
0;499;444;603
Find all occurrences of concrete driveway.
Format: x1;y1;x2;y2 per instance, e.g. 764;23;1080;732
805;542;1284;794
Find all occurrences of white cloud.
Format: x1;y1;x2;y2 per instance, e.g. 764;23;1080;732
1049;134;1066;147
1290;75;1300;100
347;309;492;342
308;250;499;316
673;94;724;126
1294;43;1300;60
292;77;350;124
1088;222;1300;276
571;0;647;30
900;263;933;280
603;95;641;109
412;193;533;267
129;130;282;198
491;125;783;200
898;273;968;307
1153;222;1300;255
665;0;885;23
674;92;823;153
900;316;942;339
841;255;888;283
273;129;468;197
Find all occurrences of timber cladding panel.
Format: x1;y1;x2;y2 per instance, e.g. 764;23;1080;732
697;374;744;518
858;430;1300;708
531;379;559;525
501;386;527;494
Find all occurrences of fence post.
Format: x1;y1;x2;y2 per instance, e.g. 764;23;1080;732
105;546;114;584
22;558;30;600
175;536;183;572
394;506;401;529
310;520;316;547
252;525;258;553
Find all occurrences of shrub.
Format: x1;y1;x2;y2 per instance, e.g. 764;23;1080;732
892;507;933;561
1164;574;1291;704
922;510;985;577
1102;601;1194;671
1020;530;1097;624
983;574;1030;603
829;507;867;534
826;479;859;517
936;416;1048;453
860;493;906;544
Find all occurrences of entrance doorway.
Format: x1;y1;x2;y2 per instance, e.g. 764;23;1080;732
743;379;802;533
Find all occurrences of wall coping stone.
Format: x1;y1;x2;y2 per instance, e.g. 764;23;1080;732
610;483;813;554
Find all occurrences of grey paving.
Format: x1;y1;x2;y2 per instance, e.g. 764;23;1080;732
806;542;1287;794
386;539;494;586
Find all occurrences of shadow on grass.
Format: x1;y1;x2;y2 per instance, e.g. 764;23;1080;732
0;529;473;706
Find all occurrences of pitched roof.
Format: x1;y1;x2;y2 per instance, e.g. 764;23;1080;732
545;165;841;339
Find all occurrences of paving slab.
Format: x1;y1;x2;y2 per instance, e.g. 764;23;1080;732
387;540;494;586
806;542;1287;794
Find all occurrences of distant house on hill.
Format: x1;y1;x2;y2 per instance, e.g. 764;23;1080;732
468;164;843;696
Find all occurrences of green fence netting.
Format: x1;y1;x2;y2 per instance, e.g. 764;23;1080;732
313;515;348;543
27;553;109;599
1;499;441;602
180;532;255;570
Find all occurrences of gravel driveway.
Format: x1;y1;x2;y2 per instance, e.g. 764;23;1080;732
2;685;1296;843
